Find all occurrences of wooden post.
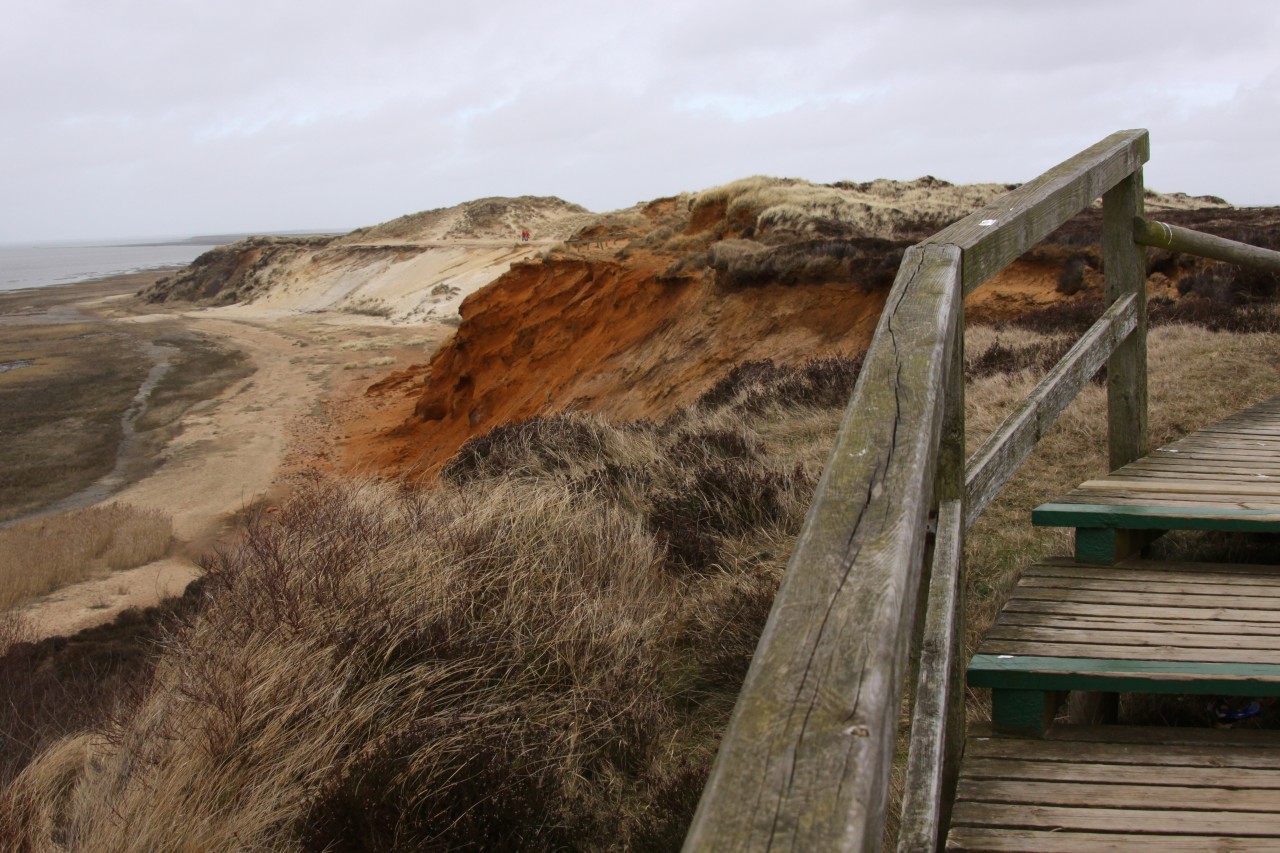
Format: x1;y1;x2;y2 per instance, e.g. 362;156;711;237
1103;167;1148;472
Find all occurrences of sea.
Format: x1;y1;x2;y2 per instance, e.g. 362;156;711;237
0;238;227;293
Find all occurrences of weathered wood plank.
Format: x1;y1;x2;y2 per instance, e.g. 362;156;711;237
1031;557;1280;580
948;827;1280;852
963;294;1137;528
1136;216;1280;273
985;625;1280;652
977;640;1280;665
898;499;964;853
968;653;1280;690
683;244;962;852
950;801;1280;835
1017;575;1280;598
1002;598;1280;623
961;758;1280;789
969;728;1280;762
1075;477;1280;497
1033;502;1280;532
995;612;1280;637
957;778;1280;812
1059;491;1280;508
928;129;1149;294
1103;167;1148;471
1005;585;1280;610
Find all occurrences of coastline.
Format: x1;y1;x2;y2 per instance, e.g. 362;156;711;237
1;268;450;638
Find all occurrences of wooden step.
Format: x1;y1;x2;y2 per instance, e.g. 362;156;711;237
947;725;1280;851
1031;392;1280;561
969;559;1280;735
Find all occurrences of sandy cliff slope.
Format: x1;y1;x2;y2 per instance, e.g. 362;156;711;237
140;196;593;322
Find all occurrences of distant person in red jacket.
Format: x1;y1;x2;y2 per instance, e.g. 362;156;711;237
521;229;530;242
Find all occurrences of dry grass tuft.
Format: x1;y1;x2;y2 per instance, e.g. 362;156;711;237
0;504;172;611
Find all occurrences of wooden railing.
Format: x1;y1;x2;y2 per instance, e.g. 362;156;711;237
680;129;1154;851
682;129;1280;851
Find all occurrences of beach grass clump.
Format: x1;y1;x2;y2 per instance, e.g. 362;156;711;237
0;503;172;611
339;296;394;318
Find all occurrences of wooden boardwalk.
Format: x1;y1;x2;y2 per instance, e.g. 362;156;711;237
948;394;1280;850
1034;394;1280;561
948;726;1280;851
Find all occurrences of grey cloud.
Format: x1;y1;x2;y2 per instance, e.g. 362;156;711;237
3;0;1279;241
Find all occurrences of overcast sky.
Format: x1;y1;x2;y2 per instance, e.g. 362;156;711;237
3;0;1278;242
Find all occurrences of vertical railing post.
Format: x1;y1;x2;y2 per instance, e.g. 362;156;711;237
1103;165;1149;470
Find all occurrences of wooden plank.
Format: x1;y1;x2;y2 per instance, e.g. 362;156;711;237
1104;168;1149;471
1015;575;1280;598
1076;477;1280;497
976;640;1280;665
898;499;965;853
1002;598;1280;623
984;625;1280;652
1032;502;1280;532
1107;556;1280;576
928;129;1149;294
969;730;1280;764
683;244;962;852
949;801;1280;836
1029;559;1280;582
1005;585;1280;610
1050;492;1280;509
961;757;1280;789
956;778;1280;812
947;827;1280;851
964;294;1137;529
1135;216;1280;273
1094;467;1280;482
994;611;1280;637
1060;492;1280;509
968;654;1280;693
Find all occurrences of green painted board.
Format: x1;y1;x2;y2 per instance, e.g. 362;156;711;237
1033;502;1280;533
969;653;1280;695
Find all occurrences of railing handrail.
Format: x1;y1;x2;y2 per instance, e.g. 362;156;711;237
682;130;1151;851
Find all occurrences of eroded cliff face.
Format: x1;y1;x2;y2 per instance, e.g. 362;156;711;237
348;250;897;478
347;199;1280;482
134;175;1261;484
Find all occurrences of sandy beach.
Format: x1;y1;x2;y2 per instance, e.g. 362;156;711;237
0;271;450;637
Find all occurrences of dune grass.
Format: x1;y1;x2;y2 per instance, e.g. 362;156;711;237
0;503;172;612
0;360;859;851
